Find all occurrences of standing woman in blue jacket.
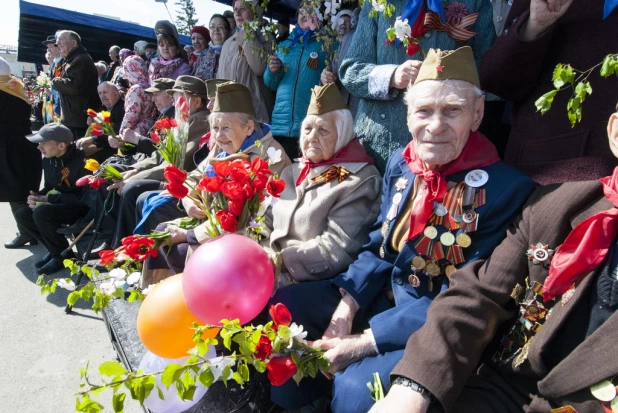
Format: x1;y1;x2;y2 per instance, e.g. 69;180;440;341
264;2;326;159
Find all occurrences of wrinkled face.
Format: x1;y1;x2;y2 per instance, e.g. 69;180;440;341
233;0;254;27
191;33;207;53
338;16;352;37
46;43;59;59
608;112;618;158
152;90;175;111
158;40;178;60
98;84;120;108
407;81;484;169
300;113;338;163
211;113;254;154
56;33;76;58
209;17;229;45
37;140;66;158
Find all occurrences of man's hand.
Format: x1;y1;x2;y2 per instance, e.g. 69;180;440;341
182;198;207;219
122;129;140;145
27;191;47;209
312;332;377;377
368;384;431;413
390;60;423;90
76;137;93;149
269;55;282;74
321;69;337;85
168;225;188;244
107;180;126;195
108;136;123;149
322;292;359;339
522;0;575;40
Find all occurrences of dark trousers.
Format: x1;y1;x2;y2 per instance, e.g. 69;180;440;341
14;203;88;256
10;201;29;235
111;179;161;248
135;190;187;235
274;136;300;160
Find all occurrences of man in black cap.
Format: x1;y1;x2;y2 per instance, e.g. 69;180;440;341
276;17;290;44
13;124;90;275
42;34;61;120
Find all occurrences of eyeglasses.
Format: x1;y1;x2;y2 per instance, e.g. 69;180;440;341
209;25;228;31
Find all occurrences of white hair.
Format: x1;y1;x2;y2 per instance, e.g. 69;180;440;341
332;109;355;152
404;79;484;108
209;111;263;139
134;40;148;54
95;62;107;71
0;57;11;76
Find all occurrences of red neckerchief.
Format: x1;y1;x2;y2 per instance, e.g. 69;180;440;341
544;167;618;301
402;131;500;240
295;138;375;186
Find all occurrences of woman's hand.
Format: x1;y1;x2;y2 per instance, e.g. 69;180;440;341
390;60;422;89
321;69;337;85
522;0;575;40
76;137;93;149
168;225;188;244
269;55;282;74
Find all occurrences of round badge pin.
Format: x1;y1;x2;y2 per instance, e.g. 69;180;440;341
463;210;477;223
533;249;549;262
465;170;489;188
423;226;438;240
392;192;403;205
440;232;455;246
408;274;420;287
434;203;448;217
310;51;318;59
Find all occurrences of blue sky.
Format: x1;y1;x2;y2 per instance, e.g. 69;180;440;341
1;0;231;45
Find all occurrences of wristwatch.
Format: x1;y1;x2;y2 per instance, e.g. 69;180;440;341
392;376;434;403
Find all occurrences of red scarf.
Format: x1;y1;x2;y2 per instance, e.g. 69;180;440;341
402;131;500;240
544;167;618;301
296;138;375;186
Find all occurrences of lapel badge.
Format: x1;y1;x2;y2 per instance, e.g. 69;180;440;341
395;177;409;192
527;243;555;266
561;284;576;306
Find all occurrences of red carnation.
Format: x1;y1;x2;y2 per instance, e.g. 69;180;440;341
215;210;238;232
228;199;244;216
197;176;223;193
266;178;285;198
98;249;116;265
124;236;158;261
269;303;292;327
166;181;189;199
149;132;160;144
266;356;298;386
163;164;187;185
254;336;273;361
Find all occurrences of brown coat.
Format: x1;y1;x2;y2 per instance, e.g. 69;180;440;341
393;180;617;413
262;161;381;282
480;0;618;185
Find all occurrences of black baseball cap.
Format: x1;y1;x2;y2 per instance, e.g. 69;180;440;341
27;124;73;144
42;35;56;46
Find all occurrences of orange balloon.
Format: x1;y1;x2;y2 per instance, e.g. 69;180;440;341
137;274;219;358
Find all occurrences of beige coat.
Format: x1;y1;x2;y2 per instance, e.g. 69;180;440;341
216;30;274;124
129;108;210;182
189;129;291;243
263;161;381;282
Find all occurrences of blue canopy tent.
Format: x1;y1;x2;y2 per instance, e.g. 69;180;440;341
18;0;191;65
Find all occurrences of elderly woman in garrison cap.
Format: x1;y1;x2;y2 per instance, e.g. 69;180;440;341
268;46;536;412
140;81;290;287
262;83;381;290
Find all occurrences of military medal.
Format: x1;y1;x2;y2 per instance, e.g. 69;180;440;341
411;256;426;271
440;231;455;246
394;177;408;191
425;262;441;277
465;169;489;188
561;284;576;305
526;243;555;266
379;245;385;258
423;226;438;240
444;265;457;277
462;209;477;224
408;274;420;287
590;380;617;402
434;203;448;217
456;233;472;248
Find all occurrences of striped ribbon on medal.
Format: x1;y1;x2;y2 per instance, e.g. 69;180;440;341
311;166;351;185
443;182;466;219
462;215;479;233
423;11;479;44
446;244;465;265
474;189;487;208
446;216;461;231
432;240;445;261
414;234;434;257
429;212;445;226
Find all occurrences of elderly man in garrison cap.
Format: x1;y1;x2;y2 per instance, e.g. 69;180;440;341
269;47;536;412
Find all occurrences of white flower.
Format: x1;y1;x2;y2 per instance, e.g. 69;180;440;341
207;356;236;382
324;0;340;16
372;0;385;13
315;9;324;22
142;284;154;296
394;17;411;41
99;281;117;296
115;253;130;262
287;322;308;348
57;278;76;291
267;147;282;165
257;195;272;216
109;268;126;281
126;272;141;286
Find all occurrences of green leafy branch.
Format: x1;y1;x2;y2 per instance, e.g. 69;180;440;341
368;0;396;18
535;54;618;127
75;319;329;412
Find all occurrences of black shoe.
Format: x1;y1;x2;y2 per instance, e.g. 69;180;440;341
89;242;112;259
35;252;53;269
57;222;89;235
37;256;67;275
4;233;38;249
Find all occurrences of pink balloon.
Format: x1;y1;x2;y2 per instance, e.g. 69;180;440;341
183;234;274;325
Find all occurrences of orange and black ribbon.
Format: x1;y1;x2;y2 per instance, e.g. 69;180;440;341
60;167;71;187
474;189;487;208
443;182;466;219
446;244;465;265
311;166;351;185
424;11;479;44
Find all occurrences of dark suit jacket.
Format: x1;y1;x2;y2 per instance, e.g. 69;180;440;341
332;148;535;352
480;0;618;185
394;181;616;413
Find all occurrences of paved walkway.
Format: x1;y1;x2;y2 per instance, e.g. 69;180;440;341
0;203;142;412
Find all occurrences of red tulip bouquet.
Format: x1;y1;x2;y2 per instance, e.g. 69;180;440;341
86;108;132;150
149;96;191;168
162;156;285;239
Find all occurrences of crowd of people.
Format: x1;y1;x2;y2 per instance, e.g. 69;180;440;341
1;0;618;412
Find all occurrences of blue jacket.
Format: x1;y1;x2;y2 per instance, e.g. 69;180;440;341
339;0;495;172
264;29;326;138
332;149;535;353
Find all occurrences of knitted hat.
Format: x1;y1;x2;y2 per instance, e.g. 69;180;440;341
212;82;256;117
154;20;179;39
205;78;230;98
166;76;208;99
307;83;347;115
414;46;480;88
190;26;211;42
